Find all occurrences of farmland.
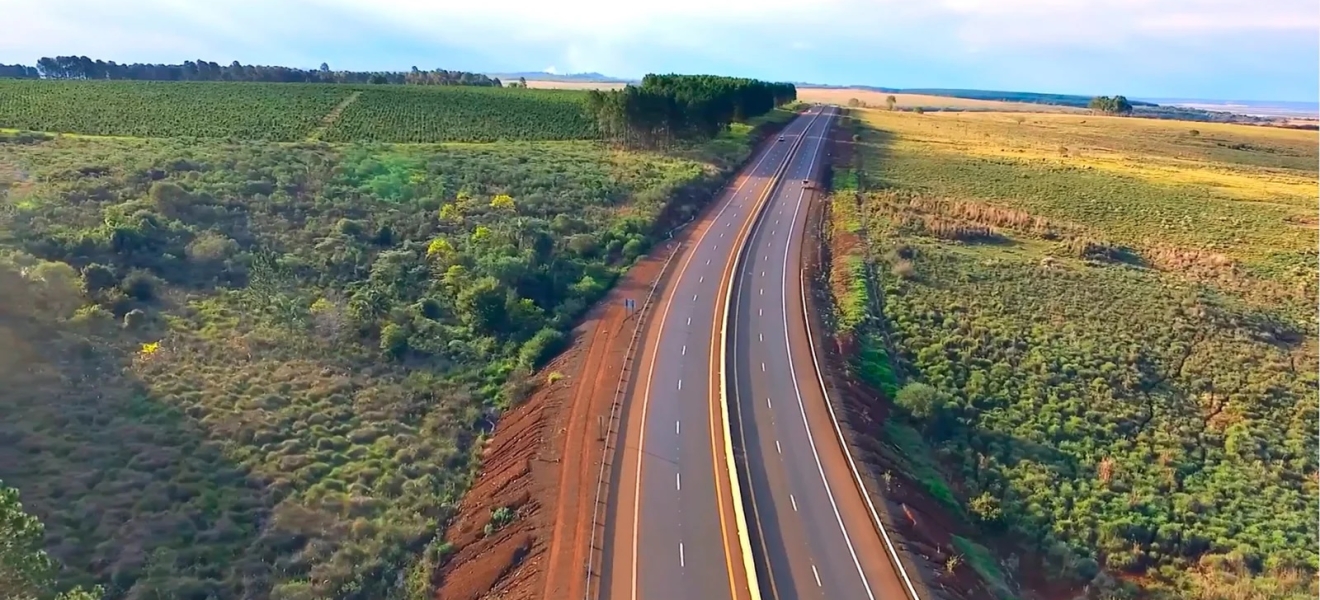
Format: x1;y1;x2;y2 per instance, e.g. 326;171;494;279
323;86;596;142
824;108;1317;598
0;86;776;599
0;80;598;142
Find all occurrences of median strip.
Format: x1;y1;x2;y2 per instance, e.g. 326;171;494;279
717;108;825;600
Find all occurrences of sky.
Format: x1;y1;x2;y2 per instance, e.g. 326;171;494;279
3;0;1317;102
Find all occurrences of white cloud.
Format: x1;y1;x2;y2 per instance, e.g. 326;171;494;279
5;0;1313;62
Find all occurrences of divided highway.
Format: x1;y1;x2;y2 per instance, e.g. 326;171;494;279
728;106;918;599
601;105;915;600
604;109;824;600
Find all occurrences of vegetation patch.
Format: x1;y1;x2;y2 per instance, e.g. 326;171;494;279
841;108;1317;598
0;80;348;140
323;86;597;143
0;130;733;598
952;535;1016;599
0;80;601;143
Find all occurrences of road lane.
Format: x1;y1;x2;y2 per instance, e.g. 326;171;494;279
604;109;824;600
730;106;915;599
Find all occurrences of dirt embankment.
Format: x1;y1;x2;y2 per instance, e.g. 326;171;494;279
435;124;793;600
433;247;672;600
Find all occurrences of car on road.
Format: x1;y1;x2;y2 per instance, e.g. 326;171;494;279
777;136;785;142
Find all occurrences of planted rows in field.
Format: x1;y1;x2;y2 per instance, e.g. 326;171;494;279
0;80;347;140
323;86;597;142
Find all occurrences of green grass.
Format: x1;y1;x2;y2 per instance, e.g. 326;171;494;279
855;336;898;397
883;420;960;514
953;535;1016;599
843;108;1318;596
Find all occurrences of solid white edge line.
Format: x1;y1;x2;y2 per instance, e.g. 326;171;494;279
795;108;924;599
779;110;878;600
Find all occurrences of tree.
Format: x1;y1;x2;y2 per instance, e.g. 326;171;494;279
895;381;944;420
426;238;453;259
379;323;408;357
457;277;508;334
1088;95;1133;115
319;62;330;72
885;95;897;111
1;481;103;600
489;194;516;212
847;98;862;108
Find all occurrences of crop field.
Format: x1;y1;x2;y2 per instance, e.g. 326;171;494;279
0;126;754;598
826;109;1317;598
323;85;596;142
0;80;598;142
0;80;346;140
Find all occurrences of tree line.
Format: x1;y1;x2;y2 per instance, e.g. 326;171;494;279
0;56;501;86
586;74;796;148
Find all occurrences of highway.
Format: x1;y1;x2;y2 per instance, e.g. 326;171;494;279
728;105;917;599
604;109;825;600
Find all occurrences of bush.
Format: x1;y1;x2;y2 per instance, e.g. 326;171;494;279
379;323;409;358
81;263;117;293
121;269;162;301
122;308;148;330
519;328;566;371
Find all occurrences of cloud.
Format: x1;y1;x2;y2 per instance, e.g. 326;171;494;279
0;0;1314;100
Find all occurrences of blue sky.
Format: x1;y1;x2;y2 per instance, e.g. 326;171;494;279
4;0;1317;102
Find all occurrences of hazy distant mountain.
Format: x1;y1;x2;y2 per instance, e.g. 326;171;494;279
489;71;637;83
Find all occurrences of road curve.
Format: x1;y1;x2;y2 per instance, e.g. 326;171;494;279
729;106;916;599
603;109;825;600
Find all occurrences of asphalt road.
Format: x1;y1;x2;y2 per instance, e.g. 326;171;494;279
729;106;915;599
604;109;825;600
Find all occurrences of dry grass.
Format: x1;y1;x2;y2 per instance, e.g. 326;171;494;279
856;109;1318;205
797;87;1084;113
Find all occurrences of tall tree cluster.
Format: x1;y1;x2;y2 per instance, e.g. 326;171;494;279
1088;95;1134;115
586;74;796;147
1;56;501;86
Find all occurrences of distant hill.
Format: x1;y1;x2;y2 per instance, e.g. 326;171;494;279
490;71;637;84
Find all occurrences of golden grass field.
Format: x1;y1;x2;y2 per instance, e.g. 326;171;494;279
850;107;1318;282
523;80;1084;113
796;87;1085;112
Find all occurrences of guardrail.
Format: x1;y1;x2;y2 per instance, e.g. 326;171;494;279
583;239;684;600
718;109;824;600
798;254;922;598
